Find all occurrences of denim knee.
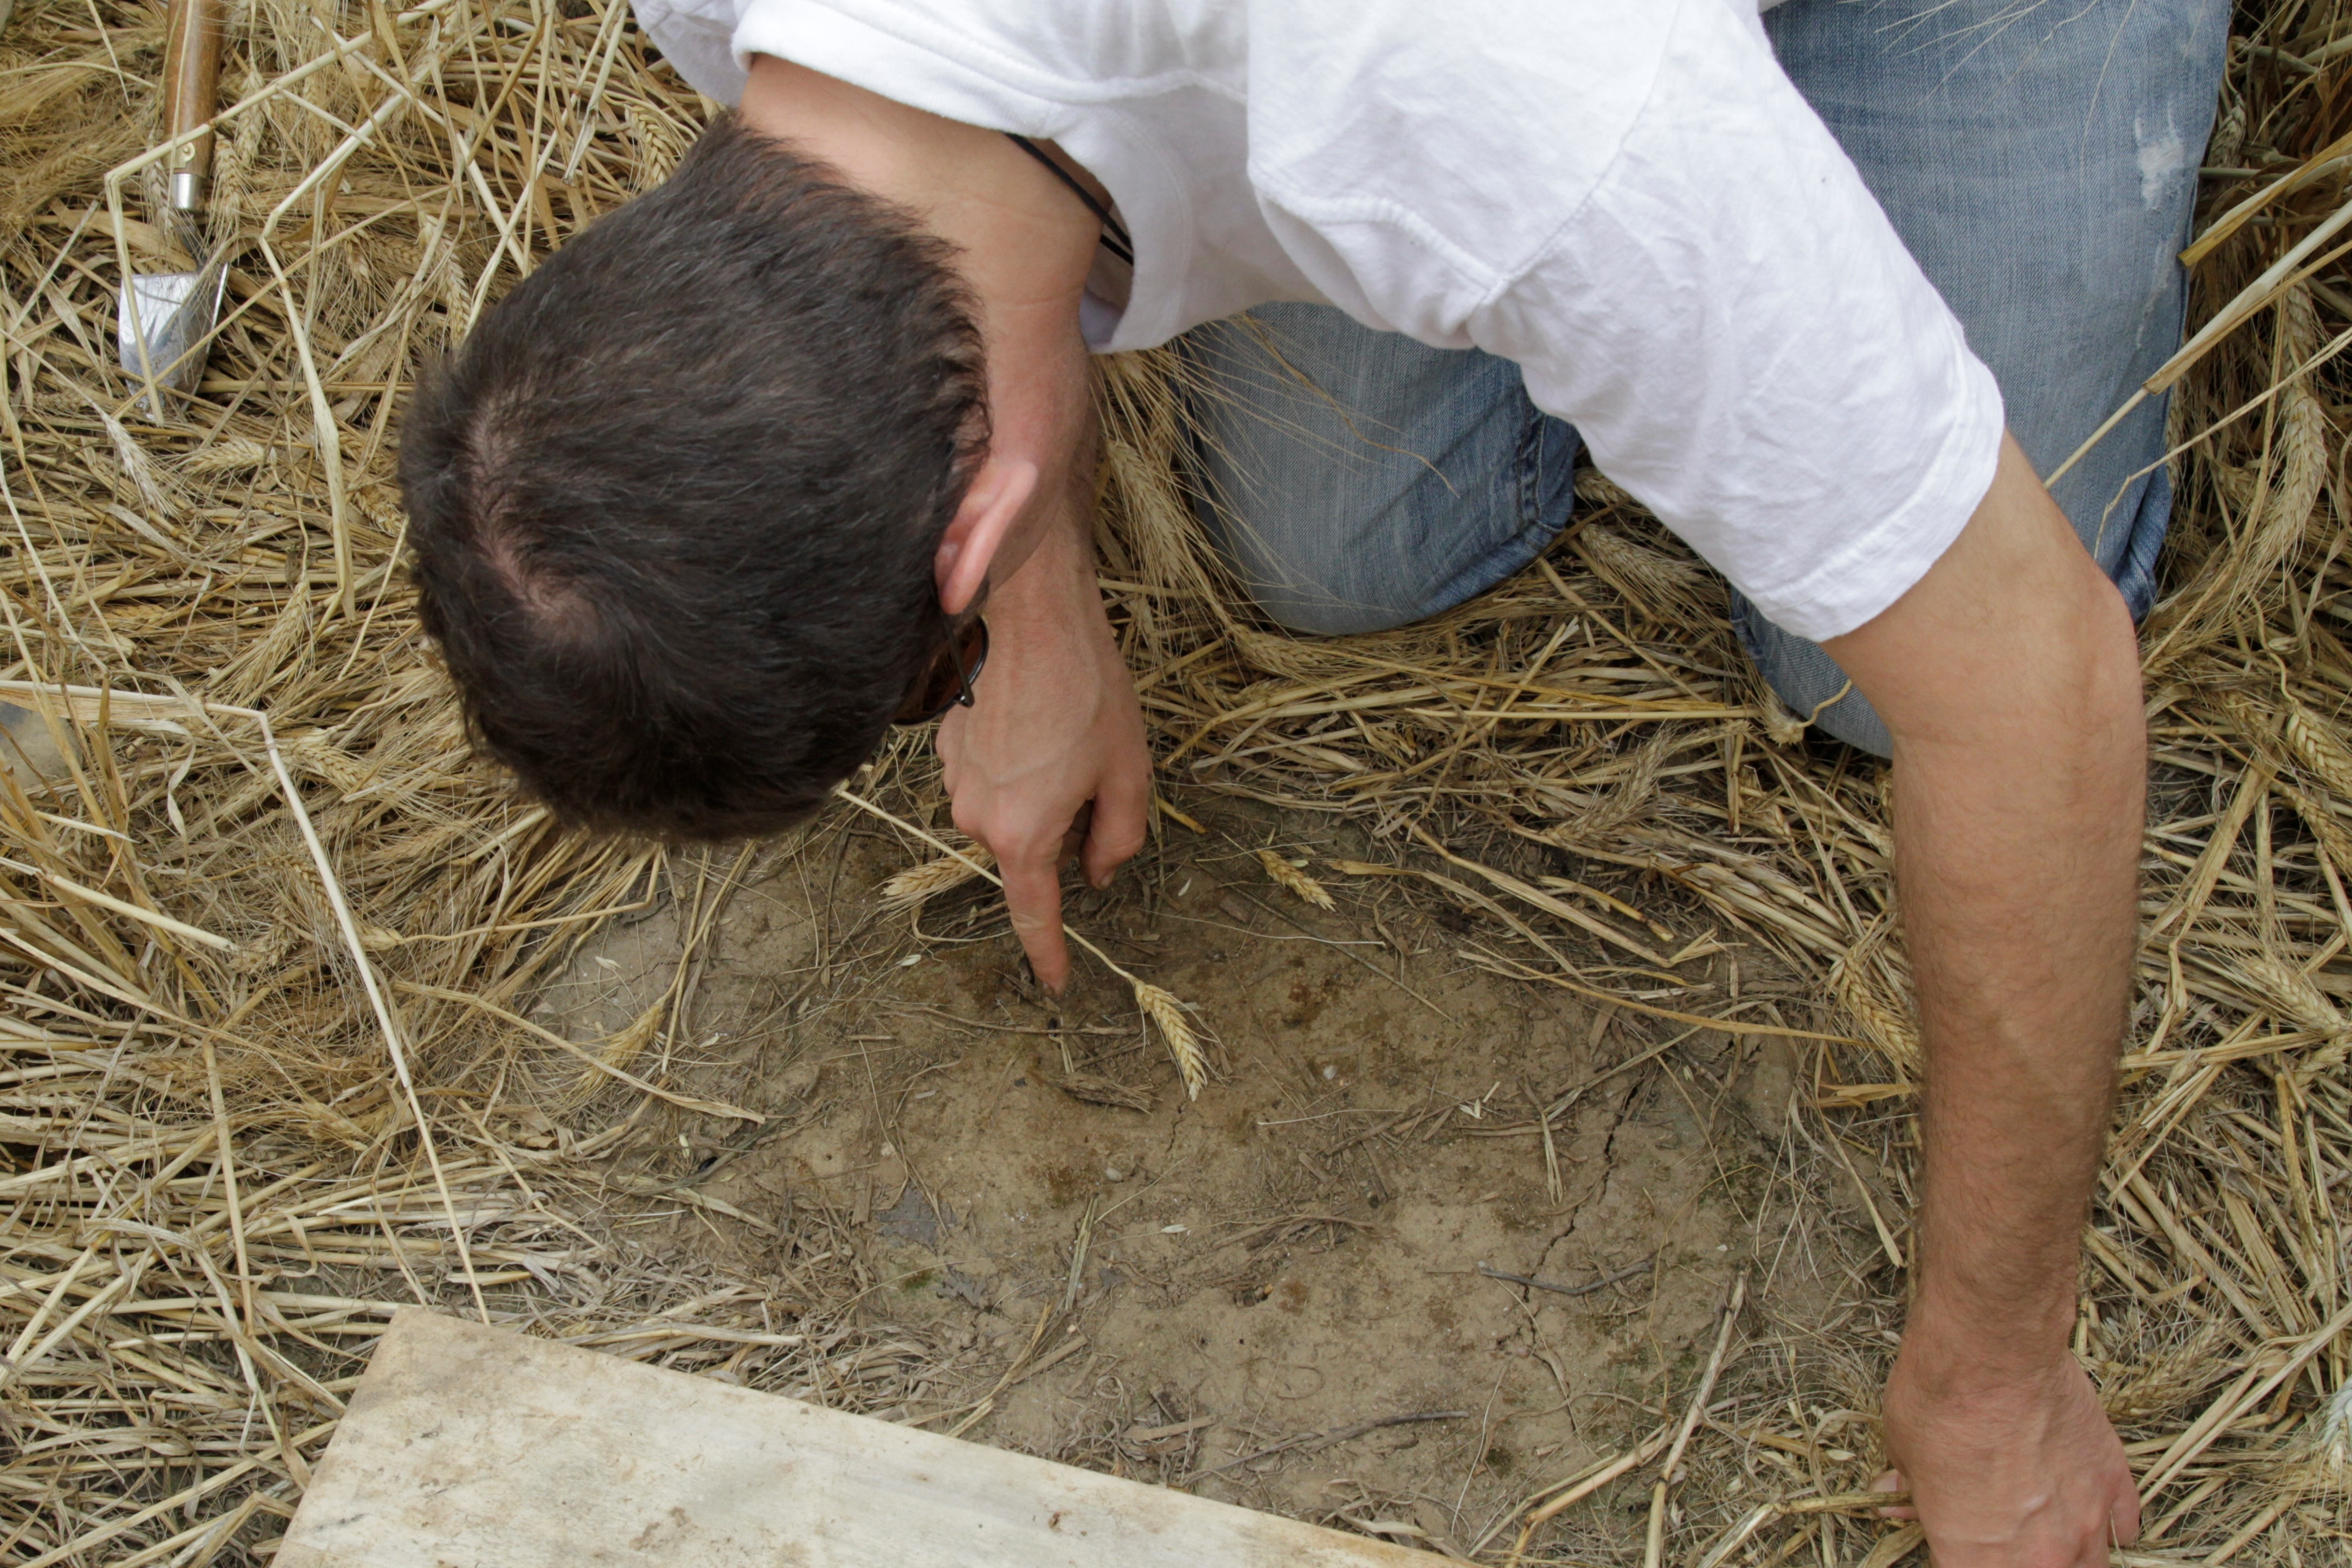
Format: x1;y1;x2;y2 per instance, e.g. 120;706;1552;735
1181;305;1579;637
1735;0;2227;751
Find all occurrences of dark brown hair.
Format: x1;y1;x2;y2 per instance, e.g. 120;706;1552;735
400;113;986;838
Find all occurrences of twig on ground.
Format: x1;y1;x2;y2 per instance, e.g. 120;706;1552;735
1475;1256;1654;1298
1180;1410;1471;1484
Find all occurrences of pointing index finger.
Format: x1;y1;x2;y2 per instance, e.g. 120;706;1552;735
997;839;1072;994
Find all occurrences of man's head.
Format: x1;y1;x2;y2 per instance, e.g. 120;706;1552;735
401;113;995;839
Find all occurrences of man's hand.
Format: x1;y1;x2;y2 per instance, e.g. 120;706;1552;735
937;498;1150;993
1878;1346;2138;1563
1823;432;2146;1565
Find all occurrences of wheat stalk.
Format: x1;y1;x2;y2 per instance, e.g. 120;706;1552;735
833;786;1213;1097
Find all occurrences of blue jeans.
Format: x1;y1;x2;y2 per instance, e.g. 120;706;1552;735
1181;0;2229;757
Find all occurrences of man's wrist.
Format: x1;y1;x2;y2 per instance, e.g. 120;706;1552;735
1899;1287;2077;1393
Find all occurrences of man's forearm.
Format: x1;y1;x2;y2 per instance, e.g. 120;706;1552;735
1828;435;2144;1367
934;407;1153;992
1894;681;2141;1379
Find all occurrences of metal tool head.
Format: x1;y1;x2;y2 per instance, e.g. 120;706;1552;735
117;260;226;418
120;0;227;421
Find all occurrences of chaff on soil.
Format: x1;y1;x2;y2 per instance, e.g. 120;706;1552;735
3;0;2351;1560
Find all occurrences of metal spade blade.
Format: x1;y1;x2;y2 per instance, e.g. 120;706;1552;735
118;260;226;416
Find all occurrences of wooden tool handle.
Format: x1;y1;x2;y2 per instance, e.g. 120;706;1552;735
160;0;226;211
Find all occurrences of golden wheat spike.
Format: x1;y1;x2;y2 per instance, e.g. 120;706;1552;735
2281;699;2352;805
1571;467;1640;511
2236;953;2347;1037
1256;847;1335;910
178;436;279;475
1135;982;1207;1100
881;839;995;906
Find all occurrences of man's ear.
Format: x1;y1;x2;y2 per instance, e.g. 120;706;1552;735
934;455;1038;616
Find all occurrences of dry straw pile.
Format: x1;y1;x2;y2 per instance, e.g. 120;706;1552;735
2;0;2350;1560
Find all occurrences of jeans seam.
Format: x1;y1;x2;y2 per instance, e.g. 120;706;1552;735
1514;397;1564;549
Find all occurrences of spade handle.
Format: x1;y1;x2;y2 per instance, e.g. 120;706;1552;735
160;0;226;213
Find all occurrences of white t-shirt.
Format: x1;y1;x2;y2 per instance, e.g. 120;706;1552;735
633;0;2003;642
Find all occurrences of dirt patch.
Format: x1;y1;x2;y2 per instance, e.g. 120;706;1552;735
538;793;1839;1548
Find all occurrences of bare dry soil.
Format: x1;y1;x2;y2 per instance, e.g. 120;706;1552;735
535;794;1859;1553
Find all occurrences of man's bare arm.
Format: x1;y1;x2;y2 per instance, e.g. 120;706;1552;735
1821;433;2145;1566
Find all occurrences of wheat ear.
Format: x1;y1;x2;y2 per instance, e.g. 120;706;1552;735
834;787;1212;1097
882;838;995;906
1135;983;1209;1100
1256;848;1335;910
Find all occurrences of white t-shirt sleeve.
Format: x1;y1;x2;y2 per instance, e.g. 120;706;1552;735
634;0;753;102
1249;0;2003;643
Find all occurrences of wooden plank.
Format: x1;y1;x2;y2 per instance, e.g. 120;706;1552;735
278;1309;1427;1567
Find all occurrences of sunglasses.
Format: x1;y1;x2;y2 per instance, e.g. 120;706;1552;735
894;615;990;725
